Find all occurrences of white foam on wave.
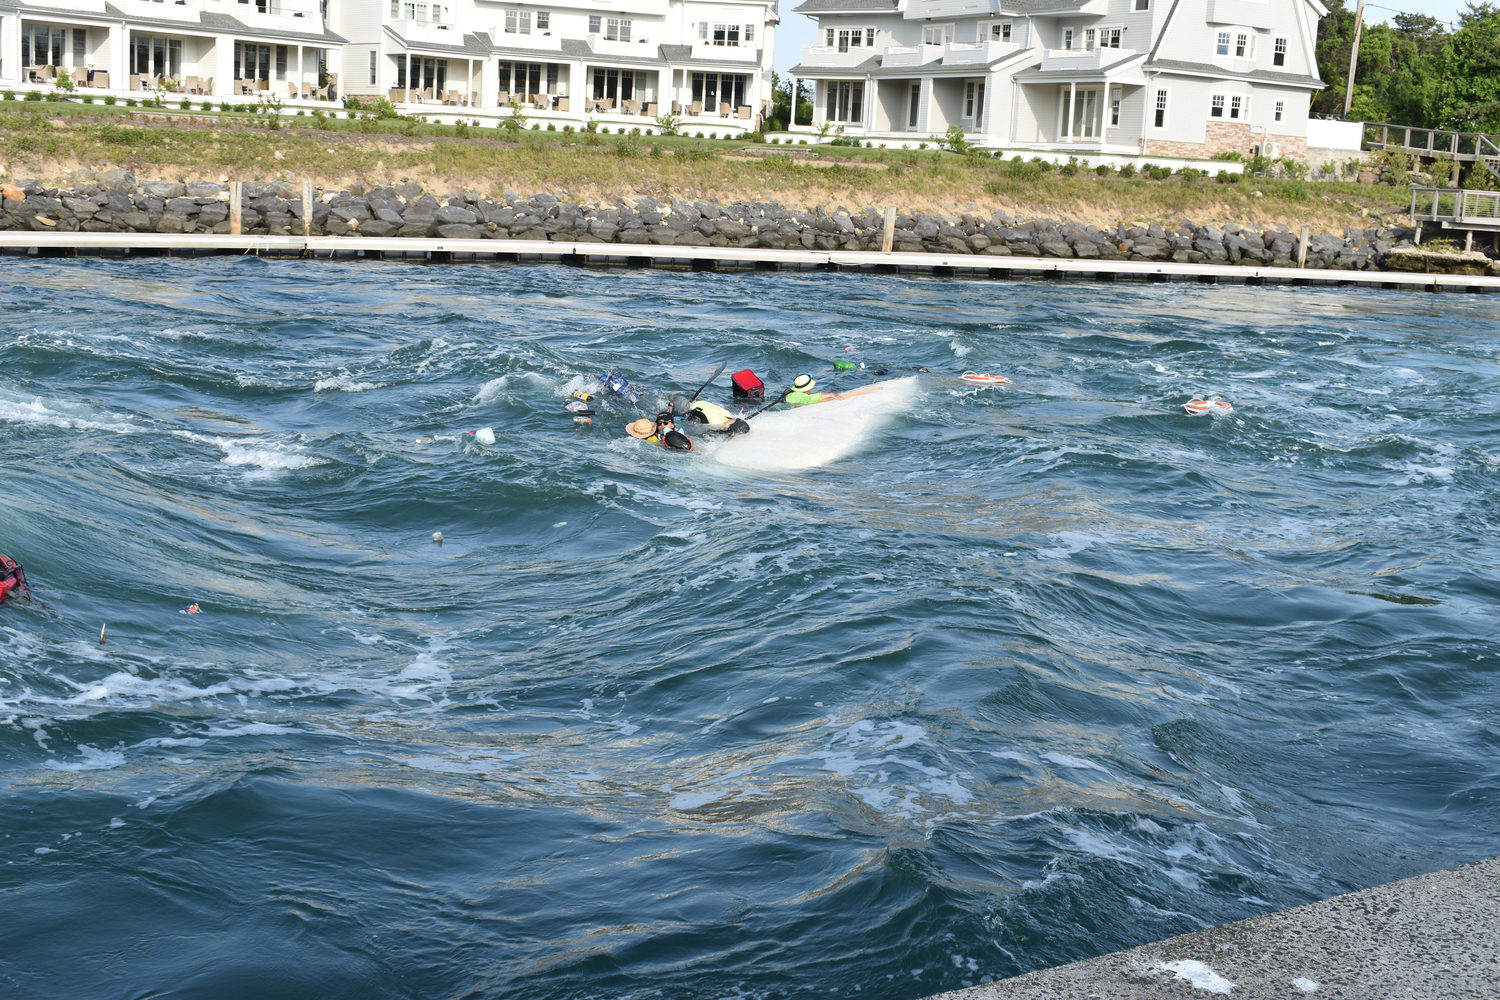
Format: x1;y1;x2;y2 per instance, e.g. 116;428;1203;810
0;392;139;435
709;376;920;471
474;371;552;405
314;375;381;393
42;744;127;772
173;430;326;471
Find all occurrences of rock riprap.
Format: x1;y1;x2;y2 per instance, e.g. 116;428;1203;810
0;171;1482;273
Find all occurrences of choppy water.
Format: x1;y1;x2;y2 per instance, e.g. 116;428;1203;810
2;259;1497;999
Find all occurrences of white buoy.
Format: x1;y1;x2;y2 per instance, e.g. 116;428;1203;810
432;532;444;544
474;427;495;445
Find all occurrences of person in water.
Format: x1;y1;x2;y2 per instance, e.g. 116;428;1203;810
684;399;750;436
782;374;844;407
626;412;694;450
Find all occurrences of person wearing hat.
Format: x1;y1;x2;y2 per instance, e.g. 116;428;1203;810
626;412;694;451
783;374;844;407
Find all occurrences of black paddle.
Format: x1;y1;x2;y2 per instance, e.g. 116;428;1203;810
744;388;789;420
690;362;727;402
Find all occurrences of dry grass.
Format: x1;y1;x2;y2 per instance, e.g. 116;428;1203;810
0;101;1408;230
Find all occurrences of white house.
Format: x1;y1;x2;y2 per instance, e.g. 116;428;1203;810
787;0;1326;160
334;0;779;131
0;0;346;98
0;0;778;132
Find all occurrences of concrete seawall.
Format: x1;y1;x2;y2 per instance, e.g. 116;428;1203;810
929;855;1499;999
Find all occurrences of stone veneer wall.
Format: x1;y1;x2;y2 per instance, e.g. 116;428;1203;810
1144;122;1308;161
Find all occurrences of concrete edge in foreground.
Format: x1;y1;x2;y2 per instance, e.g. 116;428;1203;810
1;233;1497;292
927;855;1499;999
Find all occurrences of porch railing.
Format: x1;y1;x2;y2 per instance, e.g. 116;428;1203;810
1408;187;1500;223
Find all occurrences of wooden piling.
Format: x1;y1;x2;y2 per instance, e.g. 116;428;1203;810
1297;225;1310;268
881;206;896;254
301;179;314;237
229;180;242;235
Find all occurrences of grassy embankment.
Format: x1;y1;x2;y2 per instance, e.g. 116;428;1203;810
0;99;1408;230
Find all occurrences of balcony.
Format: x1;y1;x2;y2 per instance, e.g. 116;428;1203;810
799;44;875;68
388;18;467;47
941;39;1019;66
689;41;761;63
490;28;563;51
1040;45;1137;71
586;35;656;58
881;43;941;69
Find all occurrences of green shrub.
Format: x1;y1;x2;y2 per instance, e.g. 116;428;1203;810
454;119;471;137
1095;163;1112;175
1119;163;1136;178
103;95;116;106
1212;150;1245;161
25;91;43;102
1216;169;1241;184
179;99;191;109
201;101;213;111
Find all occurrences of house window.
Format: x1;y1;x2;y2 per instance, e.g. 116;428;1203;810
1236;33;1249;57
1211;94;1224;117
1216;31;1230;55
1154;88;1167;127
536;11;549;30
505;10;531;34
1106;28;1120;47
1063;28;1073;49
590;14;602;33
745;24;755;43
908;82;920;127
1084;28;1095;49
73;28;86;62
390;0;397;15
1274;37;1287;65
1274;100;1284;121
824;80;864;122
992;22;1011;41
368;50;376;84
1134;0;1149;8
605;17;631;41
1110;86;1120;125
866;28;875;46
1230;95;1242;119
965;80;975;117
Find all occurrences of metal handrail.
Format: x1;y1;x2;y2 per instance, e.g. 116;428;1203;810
1409;186;1500;222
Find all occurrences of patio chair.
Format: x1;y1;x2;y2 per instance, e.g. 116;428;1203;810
645;102;658;116
497;90;509;106
671;101;681;114
184;75;200;93
90;70;109;89
444;90;460;105
622;99;639;115
554;96;569;111
389;87;407;103
422;86;434;101
737;105;751;119
719;101;730;116
690;100;702;116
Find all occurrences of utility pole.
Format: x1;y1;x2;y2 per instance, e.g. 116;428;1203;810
1343;0;1366;117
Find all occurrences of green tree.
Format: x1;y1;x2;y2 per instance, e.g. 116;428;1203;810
1429;3;1500;130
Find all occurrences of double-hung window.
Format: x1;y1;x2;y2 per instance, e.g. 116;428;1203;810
992;22;1011;41
1133;0;1148;8
536;12;549;30
1274;100;1284;122
1236;33;1251;57
504;10;531;34
1110;86;1121;125
1105;28;1120;47
1216;31;1230;56
1154;89;1167;128
713;23;741;46
1084;28;1096;49
1273;37;1287;65
368;50;376;85
1210;94;1225;117
1063;28;1073;49
1229;95;1242;119
590;14;602;33
605;17;631;41
745;24;755;43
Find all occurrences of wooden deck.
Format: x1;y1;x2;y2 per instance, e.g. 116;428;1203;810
2;232;1497;293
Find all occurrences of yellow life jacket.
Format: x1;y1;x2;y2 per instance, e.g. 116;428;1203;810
689;400;736;427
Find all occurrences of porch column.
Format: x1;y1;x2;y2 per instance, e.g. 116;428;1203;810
108;22;128;92
787;72;795;126
864;72;874;130
296;44;302;99
466;57;473;106
1065;81;1076;141
916;78;932;134
0;13;17;84
476;58;490;108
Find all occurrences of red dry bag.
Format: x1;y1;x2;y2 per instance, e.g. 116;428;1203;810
0;554;26;604
731;369;764;400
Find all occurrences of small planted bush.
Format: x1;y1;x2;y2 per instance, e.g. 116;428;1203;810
103;95;116;105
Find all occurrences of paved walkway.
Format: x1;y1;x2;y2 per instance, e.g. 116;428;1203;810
929;855;1499;999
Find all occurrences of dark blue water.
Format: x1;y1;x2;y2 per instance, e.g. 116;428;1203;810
1;259;1497;999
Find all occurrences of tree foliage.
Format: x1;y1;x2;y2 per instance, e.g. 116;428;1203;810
1315;2;1500;131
